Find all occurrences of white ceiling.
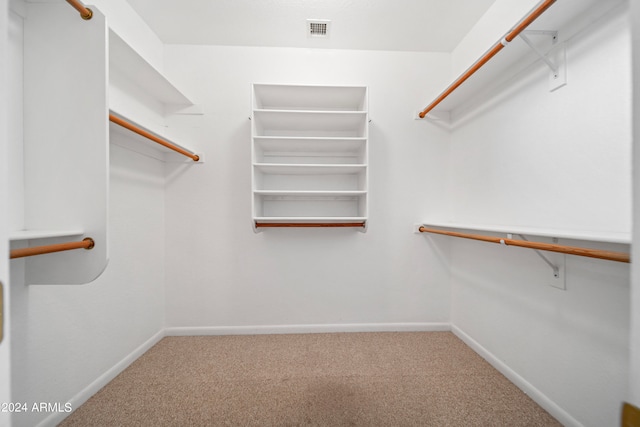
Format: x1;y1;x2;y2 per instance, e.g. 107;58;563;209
124;0;498;52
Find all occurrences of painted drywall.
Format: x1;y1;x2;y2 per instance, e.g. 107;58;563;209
8;7;167;425
161;45;453;331
8;3;22;232
630;0;640;409
447;4;631;427
449;4;631;235
0;0;12;425
9;143;166;427
90;0;164;73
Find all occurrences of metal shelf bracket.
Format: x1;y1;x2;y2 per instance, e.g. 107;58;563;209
519;30;567;91
512;234;566;290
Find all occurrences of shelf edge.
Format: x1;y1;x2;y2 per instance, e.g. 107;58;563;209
416;221;631;244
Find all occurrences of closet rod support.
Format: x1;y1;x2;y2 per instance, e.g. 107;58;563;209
515;234;560;278
65;0;93;20
518;32;558;74
521;30;558;41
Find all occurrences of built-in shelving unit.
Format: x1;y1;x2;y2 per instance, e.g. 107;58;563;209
13;1;202;284
419;0;625;120
251;84;369;232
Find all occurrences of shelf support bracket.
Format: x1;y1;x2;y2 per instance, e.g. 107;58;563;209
519;31;558;73
513;234;565;290
519;30;566;91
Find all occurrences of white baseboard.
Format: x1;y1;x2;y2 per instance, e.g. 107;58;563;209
38;329;165;427
165;322;451;336
451;325;582;427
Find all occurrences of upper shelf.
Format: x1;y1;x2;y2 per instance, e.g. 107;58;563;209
253;110;367;137
109;30;194;106
253;84;367;111
416;221;631;245
420;0;625;118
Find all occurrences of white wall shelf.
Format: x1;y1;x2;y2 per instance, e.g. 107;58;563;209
253;110;367;138
251;84;368;232
254;137;366;164
109;30;193;107
415;221;631;245
420;0;625;118
9;229;85;241
253;84;367;111
254;190;367;197
254;163;366;175
255;217;368;224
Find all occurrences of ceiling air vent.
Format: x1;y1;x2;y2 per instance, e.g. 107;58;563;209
307;19;330;38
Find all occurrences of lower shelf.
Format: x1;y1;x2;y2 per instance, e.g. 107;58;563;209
253;217;367;231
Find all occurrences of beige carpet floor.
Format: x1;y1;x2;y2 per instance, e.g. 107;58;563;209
60;332;561;426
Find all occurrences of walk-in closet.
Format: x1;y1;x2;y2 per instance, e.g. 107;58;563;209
1;0;640;426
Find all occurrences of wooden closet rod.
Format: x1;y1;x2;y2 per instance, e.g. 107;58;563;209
65;0;93;20
418;0;556;119
10;238;95;259
109;114;200;162
256;222;366;228
418;227;629;263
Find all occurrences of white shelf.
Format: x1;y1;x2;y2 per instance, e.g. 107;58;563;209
251;84;368;231
424;0;624;117
109;30;193;106
254;136;367;141
253;84;367;111
10;229;85;241
254;190;366;197
254;217;367;224
254;137;366;163
253;110;367;138
418;221;631;245
253;163;366;175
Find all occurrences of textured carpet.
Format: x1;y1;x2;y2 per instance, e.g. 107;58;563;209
60;332;561;426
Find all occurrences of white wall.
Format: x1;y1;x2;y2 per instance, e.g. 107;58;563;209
447;3;631;427
8;2;22;233
161;45;453;332
449;4;631;234
0;0;12;425
8;4;167;426
630;0;640;409
91;0;164;72
9;143;166;427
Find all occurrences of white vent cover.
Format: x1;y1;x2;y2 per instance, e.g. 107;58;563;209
307;19;331;38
